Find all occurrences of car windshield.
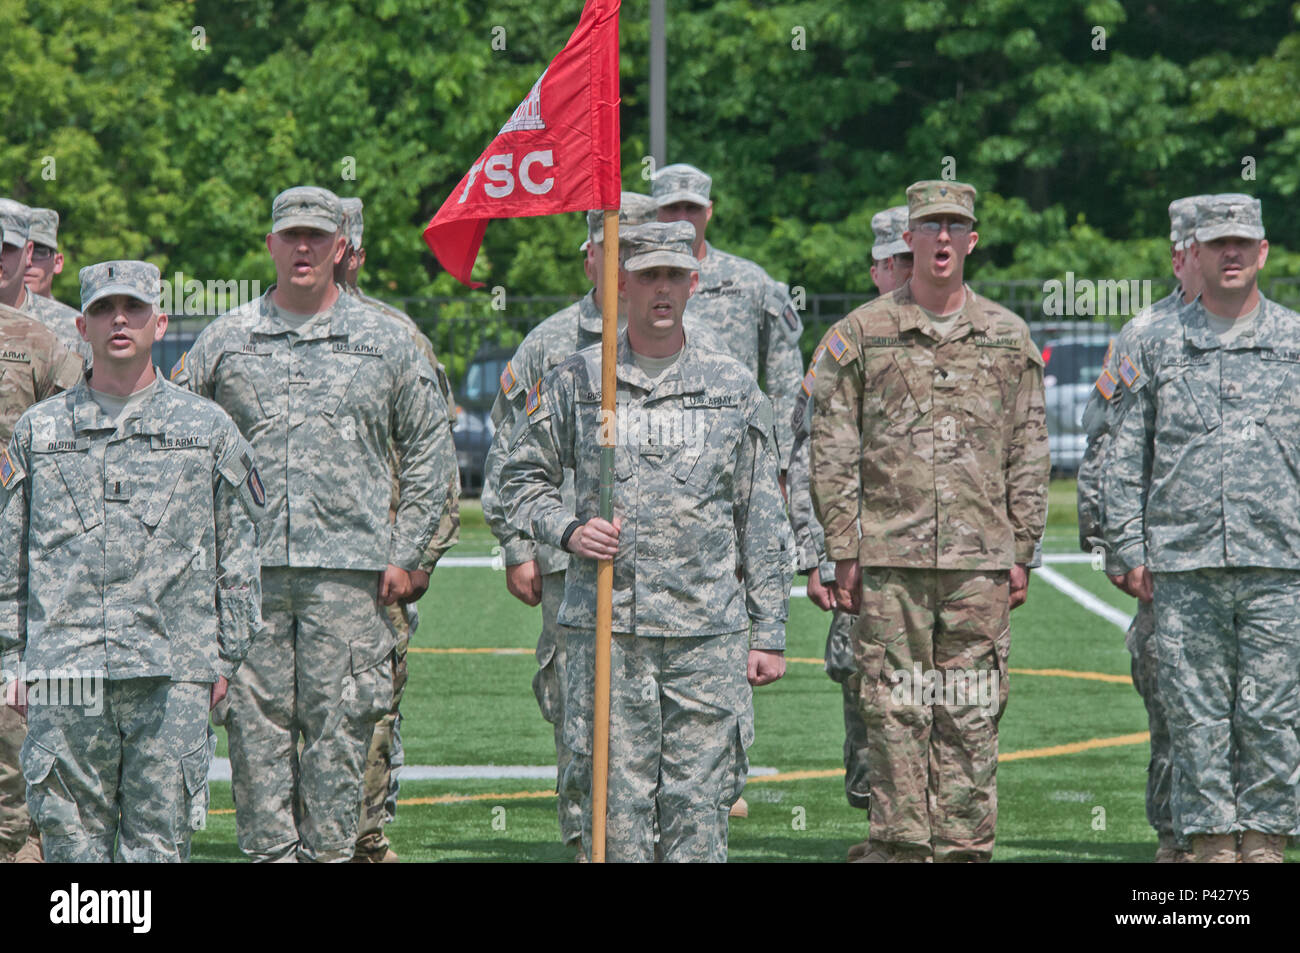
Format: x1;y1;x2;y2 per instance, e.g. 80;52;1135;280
1044;341;1110;386
464;359;507;403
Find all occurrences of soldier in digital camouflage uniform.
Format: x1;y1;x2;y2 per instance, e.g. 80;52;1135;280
653;164;804;468
788;205;912;862
811;181;1049;863
0;200;88;362
0;207;85;864
0;260;264;862
171;186;454;862
1103;194;1300;864
499;222;793;863
23;208;87;358
1076;195;1206;864
336;196;461;862
480;191;656;855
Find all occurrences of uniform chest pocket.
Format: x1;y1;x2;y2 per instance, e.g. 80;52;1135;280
30;448;100;553
864;353;928;431
218;348;284;419
314;348;371;418
1157;357;1219;432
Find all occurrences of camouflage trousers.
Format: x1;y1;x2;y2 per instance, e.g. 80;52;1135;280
536;571;582;845
0;702;30;858
355;602;413;859
854;568;1010;863
564;629;752;863
1153;569;1300;836
824;609;869;810
225;567;394;863
22;678;211;863
1125;601;1182;843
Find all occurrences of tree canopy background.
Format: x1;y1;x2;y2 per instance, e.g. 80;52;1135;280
4;0;1299;305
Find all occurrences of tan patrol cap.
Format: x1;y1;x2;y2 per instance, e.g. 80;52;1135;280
651;164;712;208
621;221;698;272
79;260;161;311
871;205;911;261
28;208;60;250
0;198;30;247
582;192;659;251
1194;193;1264;243
272;186;343;234
340;198;364;250
906;180;977;224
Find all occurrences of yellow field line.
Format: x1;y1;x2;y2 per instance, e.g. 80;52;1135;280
204;731;1151;814
408;646;533;655
1009;667;1132;685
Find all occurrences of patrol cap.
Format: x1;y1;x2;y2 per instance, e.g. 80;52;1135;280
582;192;659;250
271;186;343;234
27;208;59;250
1167;197;1196;249
0;198;30;248
651;163;712;208
1194;193;1264;243
340;198;364;250
79;260;161;311
621;221;698;272
871;205;911;260
906;180;978;224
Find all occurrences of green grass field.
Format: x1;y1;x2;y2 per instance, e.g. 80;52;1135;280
191;482;1298;862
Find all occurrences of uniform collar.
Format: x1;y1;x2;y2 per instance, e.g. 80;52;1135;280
614;328;707;399
258;284;351;341
1183;293;1275;351
894;281;990;340
72;368;168;436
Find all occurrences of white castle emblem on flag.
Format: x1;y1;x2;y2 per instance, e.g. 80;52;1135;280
499;69;548;134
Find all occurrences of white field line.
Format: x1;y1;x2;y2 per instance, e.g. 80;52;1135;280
1034;565;1132;631
208;759;777;783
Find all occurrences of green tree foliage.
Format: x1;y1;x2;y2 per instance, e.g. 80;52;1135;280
3;0;1298;307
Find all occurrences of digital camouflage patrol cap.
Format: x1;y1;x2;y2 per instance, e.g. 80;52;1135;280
271;186;343;234
871;205;911;260
906;180;978;224
79;260;161;311
621;221;698;272
340;198;364;250
0;198;30;248
27;208;59;250
651;164;712;208
583;191;659;250
1167;196;1200;250
1194;193;1264;243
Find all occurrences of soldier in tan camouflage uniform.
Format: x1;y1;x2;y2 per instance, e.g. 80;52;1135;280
499;222;793;863
1077;195;1206;864
171;186;455;862
653;164;804;468
0;200;87;361
0;206;85;865
0;260;265;862
1104;194;1300;864
480;191;656;855
788;205;912;861
337;196;461;863
811;181;1049;863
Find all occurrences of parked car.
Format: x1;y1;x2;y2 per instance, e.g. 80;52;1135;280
1039;331;1113;475
454;346;514;494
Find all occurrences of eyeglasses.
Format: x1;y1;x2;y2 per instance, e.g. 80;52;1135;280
30;245;56;261
914;219;972;237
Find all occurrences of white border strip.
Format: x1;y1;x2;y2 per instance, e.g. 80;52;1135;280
1034;565;1132;631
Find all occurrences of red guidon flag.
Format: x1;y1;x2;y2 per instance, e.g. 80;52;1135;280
423;0;621;287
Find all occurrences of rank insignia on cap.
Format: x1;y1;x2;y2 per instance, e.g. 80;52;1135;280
525;379;542;416
826;329;852;364
170;352;186;381
500;361;517;396
782;304;799;333
1095;368;1118;400
801;368;816;396
247;467;266;507
1118;355;1140;388
0;449;14;489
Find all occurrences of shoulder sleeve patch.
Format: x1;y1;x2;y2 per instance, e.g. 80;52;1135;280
1095;368;1118;401
800;367;816;397
170;351;187;382
500;361;517;397
0;448;18;489
246;467;266;507
1118;355;1140;388
826;328;853;365
525;378;543;417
